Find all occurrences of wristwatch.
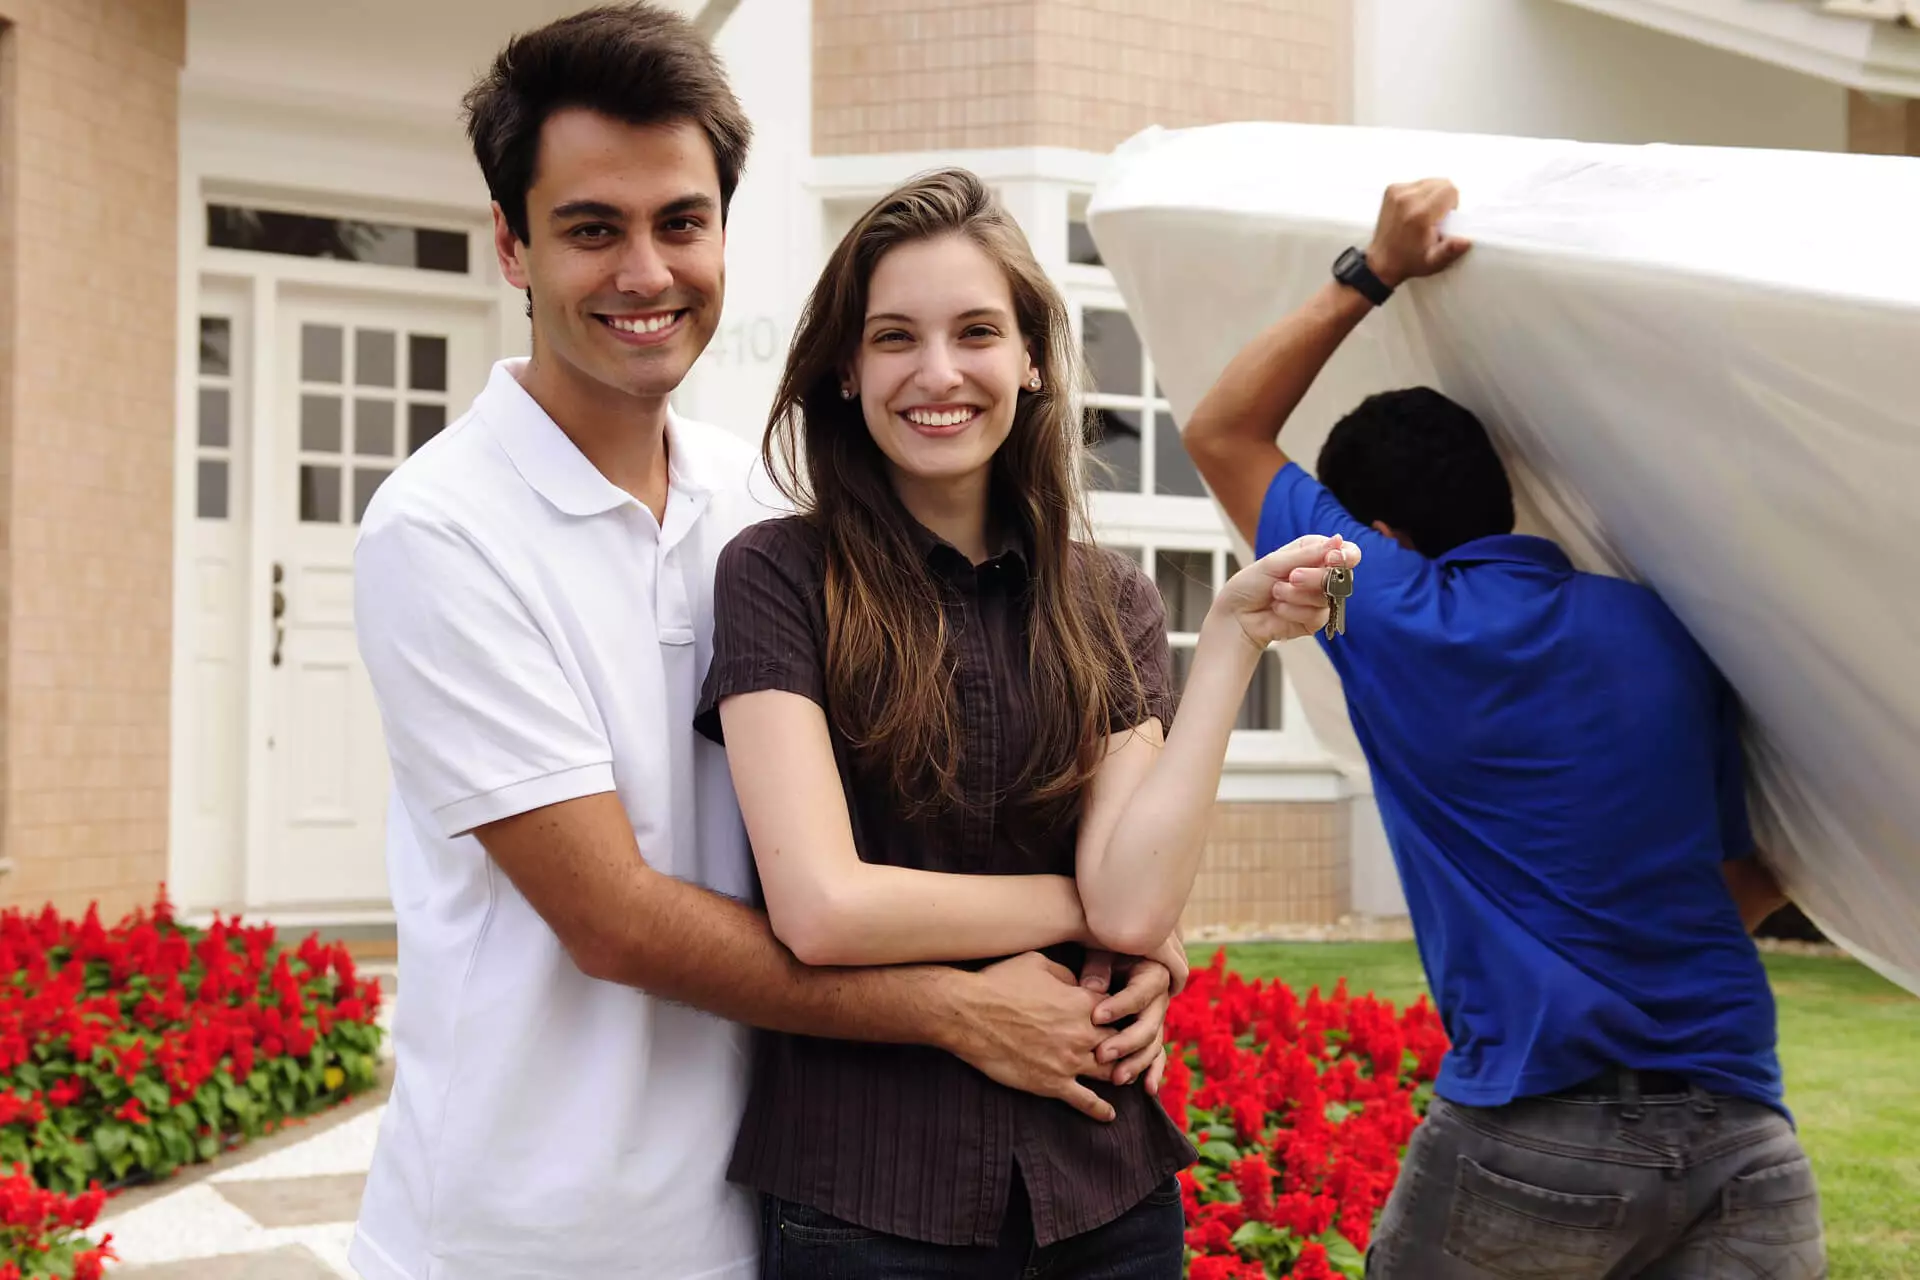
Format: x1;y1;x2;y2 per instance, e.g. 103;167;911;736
1332;247;1394;307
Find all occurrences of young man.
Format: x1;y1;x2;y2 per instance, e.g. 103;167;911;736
1184;181;1823;1277
347;8;1356;1279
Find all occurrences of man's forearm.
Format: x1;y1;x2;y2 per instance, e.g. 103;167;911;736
1186;281;1372;463
1723;857;1789;934
590;864;970;1050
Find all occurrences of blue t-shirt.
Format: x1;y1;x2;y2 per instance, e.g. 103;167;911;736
1258;463;1782;1113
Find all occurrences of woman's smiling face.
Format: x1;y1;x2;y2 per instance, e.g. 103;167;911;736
852;233;1038;492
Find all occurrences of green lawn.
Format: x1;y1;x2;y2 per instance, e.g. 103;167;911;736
1198;942;1920;1279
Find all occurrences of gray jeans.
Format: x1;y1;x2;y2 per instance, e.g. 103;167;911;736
1366;1071;1826;1279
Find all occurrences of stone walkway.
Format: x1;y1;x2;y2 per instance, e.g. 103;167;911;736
90;964;396;1279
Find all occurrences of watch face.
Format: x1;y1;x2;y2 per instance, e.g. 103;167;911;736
1335;247;1364;277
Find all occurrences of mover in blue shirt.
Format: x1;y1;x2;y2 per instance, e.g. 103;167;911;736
1184;179;1823;1278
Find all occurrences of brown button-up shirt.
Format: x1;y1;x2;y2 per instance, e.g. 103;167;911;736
694;513;1195;1247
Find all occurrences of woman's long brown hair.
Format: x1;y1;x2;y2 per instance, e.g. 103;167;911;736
764;168;1148;827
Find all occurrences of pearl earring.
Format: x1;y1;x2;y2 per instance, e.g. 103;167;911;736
840;386;854;400
1027;373;1043;391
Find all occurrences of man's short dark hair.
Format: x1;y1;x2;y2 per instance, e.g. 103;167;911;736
1316;388;1515;558
463;3;753;243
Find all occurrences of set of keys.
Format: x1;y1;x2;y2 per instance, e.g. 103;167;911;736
1323;565;1353;639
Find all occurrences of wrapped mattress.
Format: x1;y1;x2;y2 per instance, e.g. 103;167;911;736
1086;122;1920;994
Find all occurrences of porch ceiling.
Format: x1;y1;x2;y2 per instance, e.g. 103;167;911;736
1549;0;1920;95
186;0;715;126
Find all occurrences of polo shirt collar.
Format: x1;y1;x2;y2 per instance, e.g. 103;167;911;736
479;358;718;517
1437;533;1574;574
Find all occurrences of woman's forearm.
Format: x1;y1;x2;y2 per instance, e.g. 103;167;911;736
771;865;1089;968
1080;612;1262;954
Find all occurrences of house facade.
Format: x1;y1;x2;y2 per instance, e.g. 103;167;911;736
0;0;1913;933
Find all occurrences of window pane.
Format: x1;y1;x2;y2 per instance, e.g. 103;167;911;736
409;334;448;391
198;386;230;449
1085;407;1140;492
300;395;343;453
353;468;391;523
196;458;229;520
1082;308;1142;397
408;401;447;454
355;329;396;388
356;399;396;456
208;205;469;274
1171;645;1195;699
1153;413;1209;497
416;229;470;274
1236;649;1285;731
1068;220;1102;267
299;464;342;523
301;324;343;383
199;317;231;376
1154;549;1214;633
1106;544;1143;566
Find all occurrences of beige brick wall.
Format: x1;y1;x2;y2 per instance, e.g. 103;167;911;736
814;0;1350;156
1181;800;1350;935
1847;89;1920;156
0;0;184;919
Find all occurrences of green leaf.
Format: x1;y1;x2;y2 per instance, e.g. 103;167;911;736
109;1149;136;1180
248;1069;270;1094
1324;1235;1367;1278
223;1086;255;1118
279;1058;303;1085
130;1130;158;1167
15;1062;44;1091
1231;1220;1286;1251
93;1121;130;1159
197;1133;220;1161
1200;1123;1237;1142
1324;1101;1355;1124
1197;1140;1240;1167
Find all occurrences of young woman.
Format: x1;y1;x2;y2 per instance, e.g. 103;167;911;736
695;169;1357;1278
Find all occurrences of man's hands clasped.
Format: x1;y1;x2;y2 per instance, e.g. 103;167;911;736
945;946;1185;1123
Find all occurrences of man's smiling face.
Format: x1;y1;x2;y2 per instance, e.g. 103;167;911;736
495;108;725;405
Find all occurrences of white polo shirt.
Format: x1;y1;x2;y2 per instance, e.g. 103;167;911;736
348;359;779;1280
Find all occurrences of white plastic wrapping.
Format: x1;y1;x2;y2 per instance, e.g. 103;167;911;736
1087;123;1920;994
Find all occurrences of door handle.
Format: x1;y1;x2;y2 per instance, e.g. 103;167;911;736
271;562;286;668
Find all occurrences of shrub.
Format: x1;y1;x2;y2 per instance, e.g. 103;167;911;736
0;889;384;1200
1166;950;1449;1278
0;1163;111;1280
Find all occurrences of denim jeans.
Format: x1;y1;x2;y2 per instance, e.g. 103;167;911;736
759;1167;1185;1280
1366;1070;1826;1279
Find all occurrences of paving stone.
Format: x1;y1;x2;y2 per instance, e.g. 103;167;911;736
111;1244;340;1280
211;1173;368;1228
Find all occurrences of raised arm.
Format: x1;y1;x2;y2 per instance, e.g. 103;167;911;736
715;688;1092;967
1185;179;1472;548
1076;536;1361;954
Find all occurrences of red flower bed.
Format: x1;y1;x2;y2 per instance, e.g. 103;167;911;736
0;1163;110;1280
1165;951;1448;1278
0;889;383;1235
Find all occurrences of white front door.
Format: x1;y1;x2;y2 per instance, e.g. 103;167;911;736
263;293;488;907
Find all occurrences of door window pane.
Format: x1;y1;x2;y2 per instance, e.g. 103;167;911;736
198;387;230;448
355;329;397;388
301;324;344;384
208;205;470;275
1086;407;1140;492
356;399;396;457
199;317;231;376
300;465;343;523
1171;645;1195;698
1082;308;1142;397
1236;649;1285;730
196;459;229;520
353;468;391;523
408;401;447;453
1153;413;1208;497
300;395;343;453
409;334;448;391
1154;549;1214;633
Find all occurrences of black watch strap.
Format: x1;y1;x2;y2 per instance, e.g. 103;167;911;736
1333;247;1393;306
